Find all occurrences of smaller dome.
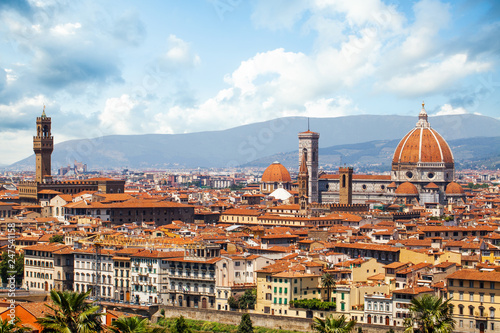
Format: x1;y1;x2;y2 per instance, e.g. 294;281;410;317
388;182;397;188
446;182;465;195
395;182;419;195
425;182;439;189
261;162;292;183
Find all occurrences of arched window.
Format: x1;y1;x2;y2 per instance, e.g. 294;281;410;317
342;175;346;188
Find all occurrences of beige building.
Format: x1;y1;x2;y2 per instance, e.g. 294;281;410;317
447;269;500;333
23;243;71;292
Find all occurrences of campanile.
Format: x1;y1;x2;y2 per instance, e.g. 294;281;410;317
33;107;53;183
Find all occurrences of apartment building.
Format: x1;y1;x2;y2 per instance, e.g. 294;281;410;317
255;261;323;317
446;269;500;333
130;250;173;305
73;248;115;300
23;243;70;291
162;245;220;309
112;248;141;302
215;254;272;311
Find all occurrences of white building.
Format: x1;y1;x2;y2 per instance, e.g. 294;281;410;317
73;248;115;301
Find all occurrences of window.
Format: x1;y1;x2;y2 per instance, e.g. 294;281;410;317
459;280;464;287
284;288;287;294
449;279;454;286
459;292;464;300
491;282;495;289
469;321;473;329
469;292;474;301
459;320;463;328
480;293;484;302
459;305;464;315
470;281;474;288
480;282;484;289
490;308;495;319
469;306;474;316
491;294;495;303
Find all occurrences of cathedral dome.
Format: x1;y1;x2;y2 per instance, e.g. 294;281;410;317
392;104;453;165
446;181;465;195
395;182;419;195
261;162;292;183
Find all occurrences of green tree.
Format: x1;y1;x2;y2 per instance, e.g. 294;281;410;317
404;294;455;333
0;252;24;287
238;289;257;310
312;314;356;333
36;289;104;333
49;234;64;244
228;296;239;309
237;314;253;333
0;318;28;333
172;316;191;333
108;316;166;333
321;273;336;302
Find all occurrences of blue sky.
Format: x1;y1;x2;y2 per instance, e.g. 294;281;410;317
0;0;499;164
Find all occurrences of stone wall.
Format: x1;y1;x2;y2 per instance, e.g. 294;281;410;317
152;306;405;333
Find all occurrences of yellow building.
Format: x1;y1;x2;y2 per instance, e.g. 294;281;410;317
446;269;500;333
255;262;323;317
399;248;461;266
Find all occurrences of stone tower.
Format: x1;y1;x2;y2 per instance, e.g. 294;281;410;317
298;152;308;198
339;166;353;205
298;129;319;203
34;107;53;183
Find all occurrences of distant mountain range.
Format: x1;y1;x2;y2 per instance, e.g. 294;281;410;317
8;114;500;171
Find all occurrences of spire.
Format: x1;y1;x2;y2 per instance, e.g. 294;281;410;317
307;117;310;131
41;105;47;118
416;101;430;128
299;152;308;175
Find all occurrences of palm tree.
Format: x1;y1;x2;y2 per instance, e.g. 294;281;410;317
0;318;28;333
321;273;336;302
404;294;455;333
108;316;166;333
312;314;356;333
36;289;104;333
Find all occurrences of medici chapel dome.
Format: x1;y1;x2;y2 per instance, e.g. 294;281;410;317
392;103;454;166
261;161;292;183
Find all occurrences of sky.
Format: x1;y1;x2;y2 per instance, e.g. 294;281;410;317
0;0;499;165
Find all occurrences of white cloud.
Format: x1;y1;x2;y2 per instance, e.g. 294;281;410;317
384;54;491;96
163;34;201;68
434;104;468;116
50;22;82;35
98;94;139;135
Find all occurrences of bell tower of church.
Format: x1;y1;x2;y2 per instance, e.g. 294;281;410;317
33;107;53;183
339;166;353;205
298;128;319;203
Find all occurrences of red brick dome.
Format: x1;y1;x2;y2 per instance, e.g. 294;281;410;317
446;182;465;195
392;104;453;165
261;162;291;183
392;128;453;164
395;182;419;195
